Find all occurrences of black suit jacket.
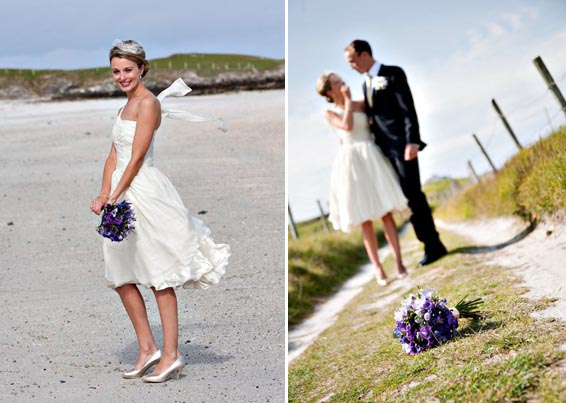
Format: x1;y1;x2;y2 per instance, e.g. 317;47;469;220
363;64;426;158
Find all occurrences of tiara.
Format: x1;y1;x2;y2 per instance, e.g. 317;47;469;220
113;39;144;55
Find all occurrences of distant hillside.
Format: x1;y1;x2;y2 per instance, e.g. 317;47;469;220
0;53;285;100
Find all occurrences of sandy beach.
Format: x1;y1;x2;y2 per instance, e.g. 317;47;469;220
0;90;285;402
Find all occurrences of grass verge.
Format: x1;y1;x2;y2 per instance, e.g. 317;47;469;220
288;213;408;327
436;127;566;221
288;228;566;402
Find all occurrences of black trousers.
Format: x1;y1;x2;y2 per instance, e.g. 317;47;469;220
387;156;444;253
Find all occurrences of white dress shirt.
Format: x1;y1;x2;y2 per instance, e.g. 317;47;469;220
367;60;381;78
365;60;382;107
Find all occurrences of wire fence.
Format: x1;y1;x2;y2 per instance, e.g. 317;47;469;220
466;60;566;177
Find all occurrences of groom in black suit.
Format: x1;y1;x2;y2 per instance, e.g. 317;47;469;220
345;39;447;266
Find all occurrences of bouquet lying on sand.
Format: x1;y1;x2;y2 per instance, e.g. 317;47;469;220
96;201;136;242
393;288;483;355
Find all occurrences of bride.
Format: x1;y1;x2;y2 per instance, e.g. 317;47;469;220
316;72;408;285
89;40;230;382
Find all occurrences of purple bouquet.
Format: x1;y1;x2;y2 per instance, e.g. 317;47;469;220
393;289;482;355
96;201;136;242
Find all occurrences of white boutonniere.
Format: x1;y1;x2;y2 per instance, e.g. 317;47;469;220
371;76;388;91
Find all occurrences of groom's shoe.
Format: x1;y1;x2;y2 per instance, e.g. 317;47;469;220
418;245;447;267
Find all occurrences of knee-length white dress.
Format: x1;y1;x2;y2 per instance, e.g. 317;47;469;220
329;111;407;233
103;81;230;290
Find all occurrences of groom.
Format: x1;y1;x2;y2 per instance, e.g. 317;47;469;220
344;39;447;267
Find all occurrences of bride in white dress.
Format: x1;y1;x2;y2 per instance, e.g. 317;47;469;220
316;72;408;285
89;40;230;383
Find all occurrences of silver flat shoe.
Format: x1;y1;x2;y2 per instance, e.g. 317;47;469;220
397;270;409;279
375;275;389;287
123;350;162;379
142;355;186;383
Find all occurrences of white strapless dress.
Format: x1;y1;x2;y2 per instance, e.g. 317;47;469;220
329;111;407;233
103;111;230;290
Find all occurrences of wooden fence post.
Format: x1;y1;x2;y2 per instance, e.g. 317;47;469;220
288;204;299;239
533;56;566;119
316;200;330;233
472;133;498;174
492;99;523;150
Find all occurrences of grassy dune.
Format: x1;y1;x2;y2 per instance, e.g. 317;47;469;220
150;53;283;76
436;127;566;221
0;53;284;98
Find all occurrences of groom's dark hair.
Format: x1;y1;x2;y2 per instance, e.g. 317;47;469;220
346;40;373;57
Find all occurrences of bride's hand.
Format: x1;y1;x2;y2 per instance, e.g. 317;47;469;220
340;84;351;100
90;196;108;215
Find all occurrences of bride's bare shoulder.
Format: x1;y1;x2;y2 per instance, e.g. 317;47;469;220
139;92;161;115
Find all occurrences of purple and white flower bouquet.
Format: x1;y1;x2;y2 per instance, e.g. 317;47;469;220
393;288;483;355
96;200;136;242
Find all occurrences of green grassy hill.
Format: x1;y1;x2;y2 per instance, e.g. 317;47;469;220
0;53;283;79
0;53;285;99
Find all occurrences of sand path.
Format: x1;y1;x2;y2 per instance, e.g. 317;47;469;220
437;217;566;321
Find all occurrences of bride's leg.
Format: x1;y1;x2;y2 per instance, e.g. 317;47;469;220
150;287;181;374
115;284;159;368
381;212;407;276
361;220;387;280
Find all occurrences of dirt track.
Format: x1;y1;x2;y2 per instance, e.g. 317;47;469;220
437;217;566;321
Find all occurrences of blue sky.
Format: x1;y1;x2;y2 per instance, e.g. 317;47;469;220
288;0;566;221
0;0;284;69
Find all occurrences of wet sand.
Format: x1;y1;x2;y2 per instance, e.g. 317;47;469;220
0;91;285;402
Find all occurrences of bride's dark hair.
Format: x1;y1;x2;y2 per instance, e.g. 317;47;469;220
109;40;150;78
316;73;335;103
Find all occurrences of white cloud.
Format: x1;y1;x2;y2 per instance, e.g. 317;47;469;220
486;21;507;38
502;12;523;30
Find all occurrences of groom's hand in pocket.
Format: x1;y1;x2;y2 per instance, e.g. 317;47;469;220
404;144;419;161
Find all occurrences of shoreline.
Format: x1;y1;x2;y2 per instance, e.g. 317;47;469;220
0;87;284;106
0;85;284;103
0;69;285;101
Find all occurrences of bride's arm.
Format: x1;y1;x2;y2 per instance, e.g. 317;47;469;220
324;85;354;131
108;97;161;204
90;144;117;215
